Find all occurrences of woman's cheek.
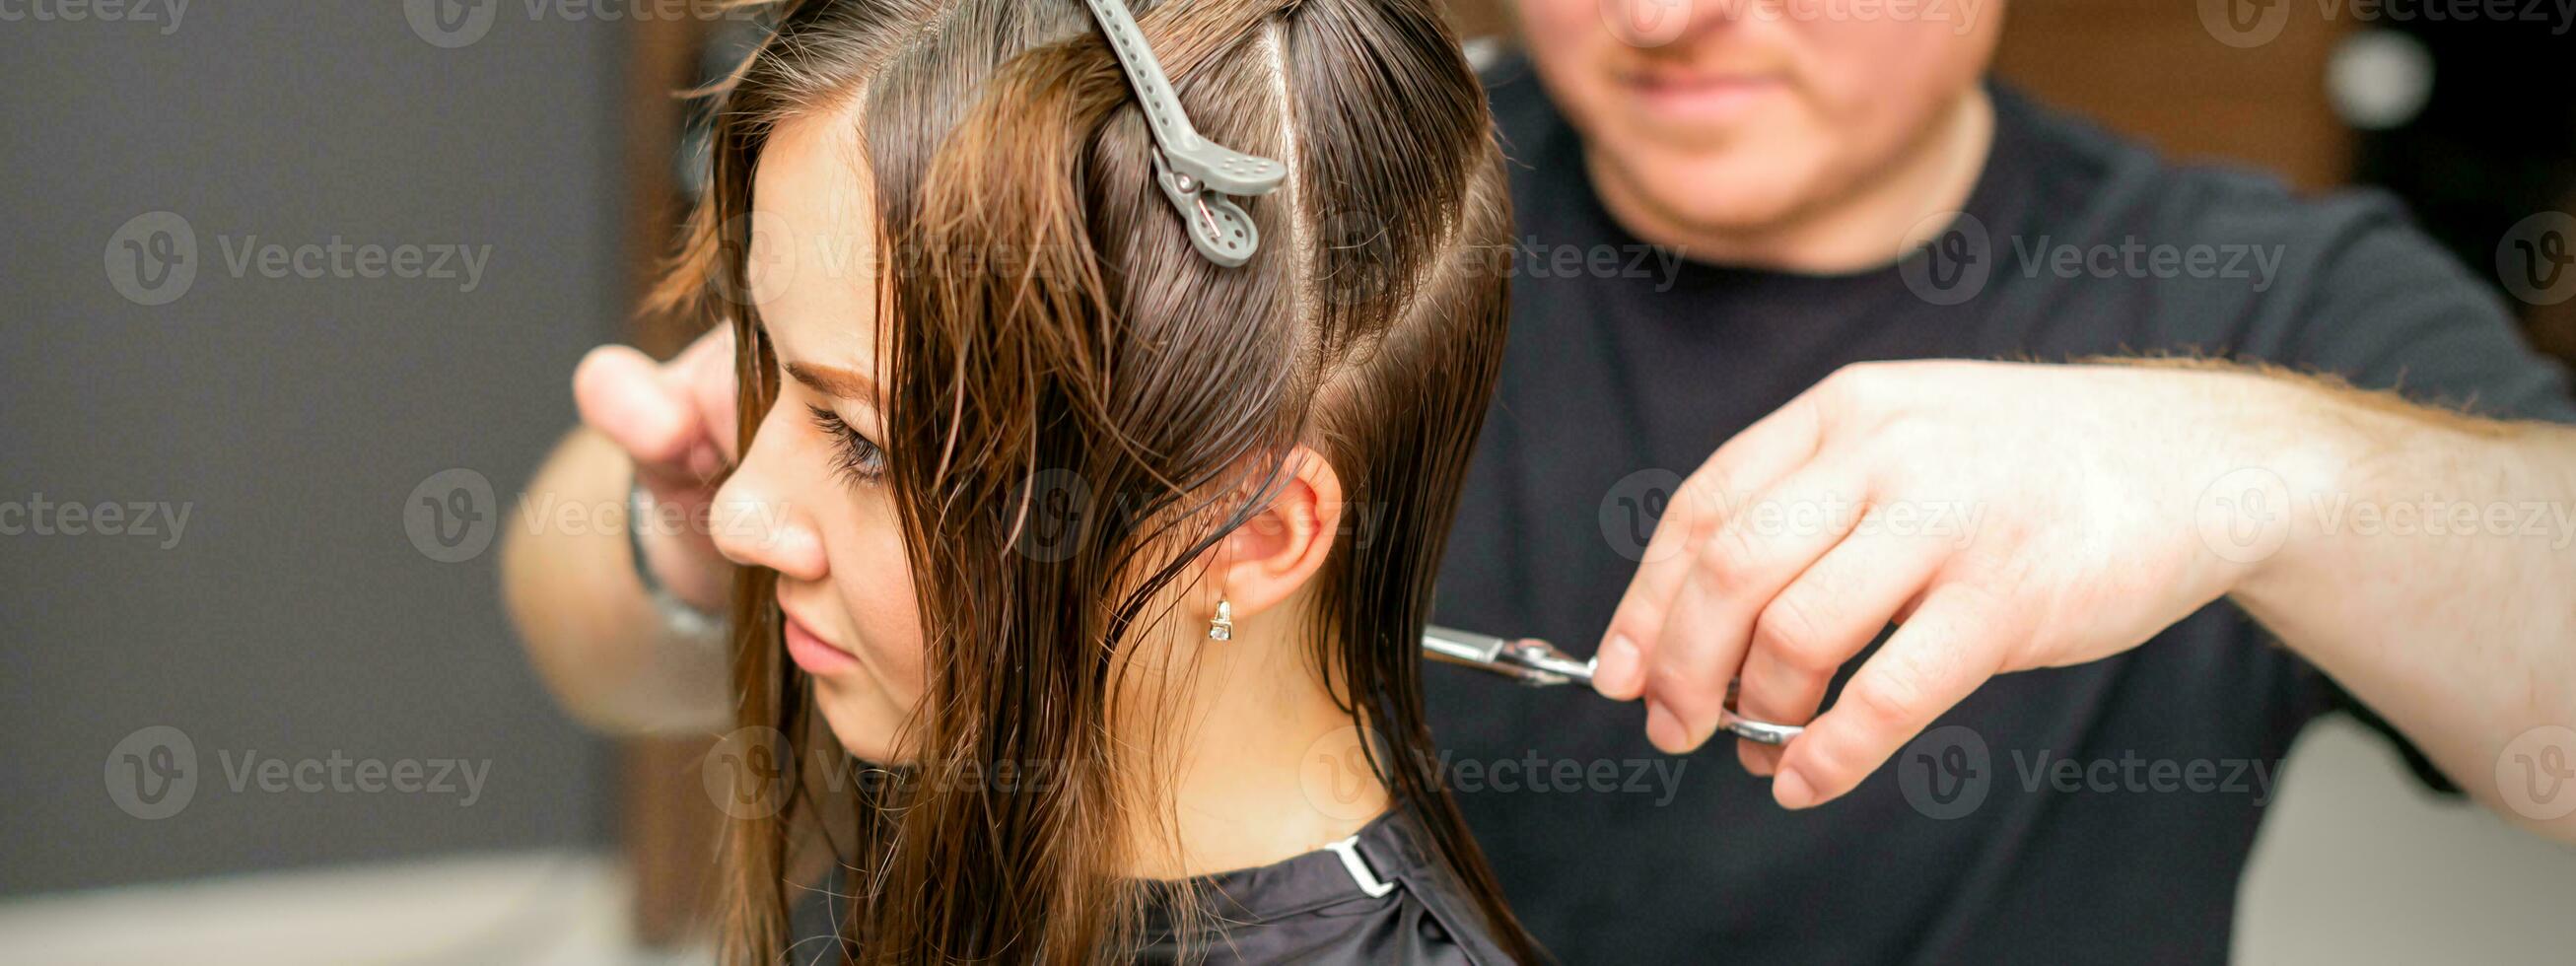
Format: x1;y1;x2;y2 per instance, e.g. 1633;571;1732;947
844;516;928;705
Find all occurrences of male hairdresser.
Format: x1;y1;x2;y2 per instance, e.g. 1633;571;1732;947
507;1;2576;961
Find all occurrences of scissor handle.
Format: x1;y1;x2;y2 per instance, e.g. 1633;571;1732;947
1422;626;1807;745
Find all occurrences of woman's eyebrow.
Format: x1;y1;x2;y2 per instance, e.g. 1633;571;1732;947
785;361;879;402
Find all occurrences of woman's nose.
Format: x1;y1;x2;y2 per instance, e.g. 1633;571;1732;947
709;441;828;582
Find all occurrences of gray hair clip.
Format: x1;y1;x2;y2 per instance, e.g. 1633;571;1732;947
1079;0;1286;266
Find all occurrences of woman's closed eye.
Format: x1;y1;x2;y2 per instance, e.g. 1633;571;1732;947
806;403;886;485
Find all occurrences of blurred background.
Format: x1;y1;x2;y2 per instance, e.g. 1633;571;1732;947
4;1;2573;963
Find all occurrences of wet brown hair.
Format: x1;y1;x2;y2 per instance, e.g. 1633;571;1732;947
654;1;1528;961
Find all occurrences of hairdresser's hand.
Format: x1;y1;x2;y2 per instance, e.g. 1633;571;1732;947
1589;360;2336;808
571;326;739;613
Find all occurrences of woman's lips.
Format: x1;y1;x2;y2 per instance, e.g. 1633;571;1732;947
783;610;861;676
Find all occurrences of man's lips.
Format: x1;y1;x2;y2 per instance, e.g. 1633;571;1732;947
782;608;860;676
1621;71;1787;123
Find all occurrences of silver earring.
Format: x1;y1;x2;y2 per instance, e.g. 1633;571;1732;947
1208;599;1234;641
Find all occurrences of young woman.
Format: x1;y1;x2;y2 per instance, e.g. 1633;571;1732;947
657;0;1536;961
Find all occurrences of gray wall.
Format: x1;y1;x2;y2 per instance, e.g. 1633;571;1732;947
0;2;623;894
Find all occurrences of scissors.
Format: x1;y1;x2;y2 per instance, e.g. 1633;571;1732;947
1423;625;1806;745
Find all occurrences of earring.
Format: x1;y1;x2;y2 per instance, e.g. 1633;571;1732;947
1208;598;1234;641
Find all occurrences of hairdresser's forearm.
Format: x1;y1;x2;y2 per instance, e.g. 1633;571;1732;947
500;427;732;734
2231;392;2576;840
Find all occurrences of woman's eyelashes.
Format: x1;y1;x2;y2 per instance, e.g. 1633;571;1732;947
806;403;887;485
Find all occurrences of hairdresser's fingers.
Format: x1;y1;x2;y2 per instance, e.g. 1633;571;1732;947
1593;391;1829;699
669;325;740;477
1732;522;1949;777
1638;461;1867;754
1768;582;2016;809
575;344;701;480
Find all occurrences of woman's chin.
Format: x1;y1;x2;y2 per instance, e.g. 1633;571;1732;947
812;685;910;763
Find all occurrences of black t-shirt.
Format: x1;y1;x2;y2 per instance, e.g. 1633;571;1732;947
1425;58;2576;965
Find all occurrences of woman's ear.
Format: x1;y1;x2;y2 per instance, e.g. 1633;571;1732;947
1210;446;1345;622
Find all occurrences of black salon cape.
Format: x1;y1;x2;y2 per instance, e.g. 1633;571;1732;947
785;807;1511;964
1421;57;2576;965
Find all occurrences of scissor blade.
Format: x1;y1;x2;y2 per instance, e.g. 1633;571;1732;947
1422;625;1590;686
1423;625;1510;667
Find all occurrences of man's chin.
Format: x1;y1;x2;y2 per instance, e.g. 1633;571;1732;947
1603;155;1821;245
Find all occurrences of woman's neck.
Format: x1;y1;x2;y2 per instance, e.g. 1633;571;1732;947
1116;613;1390;880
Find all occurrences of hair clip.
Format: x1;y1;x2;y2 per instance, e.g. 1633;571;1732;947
1079;0;1287;267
